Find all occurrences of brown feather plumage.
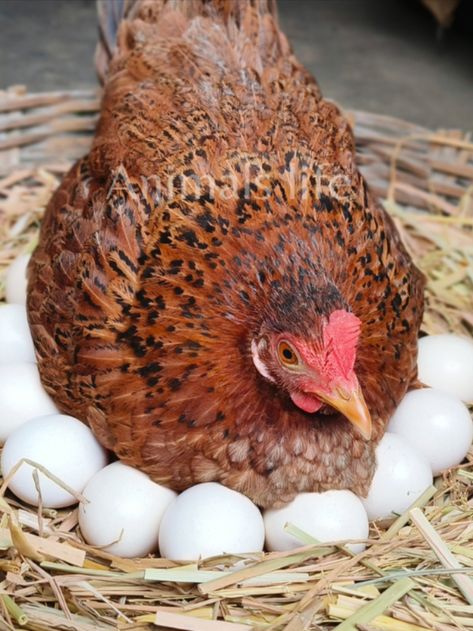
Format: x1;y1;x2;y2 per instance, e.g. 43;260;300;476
27;0;425;507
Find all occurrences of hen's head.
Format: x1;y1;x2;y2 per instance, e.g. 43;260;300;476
251;309;372;440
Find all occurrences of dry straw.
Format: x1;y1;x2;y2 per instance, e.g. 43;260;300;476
0;85;472;630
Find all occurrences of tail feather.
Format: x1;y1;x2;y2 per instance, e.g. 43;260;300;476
95;0;279;82
95;0;140;82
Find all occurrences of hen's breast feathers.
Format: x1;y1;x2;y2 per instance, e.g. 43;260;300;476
27;0;425;506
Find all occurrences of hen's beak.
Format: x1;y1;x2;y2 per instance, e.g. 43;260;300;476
315;383;372;440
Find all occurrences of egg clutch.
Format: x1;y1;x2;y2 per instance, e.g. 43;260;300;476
1;255;473;560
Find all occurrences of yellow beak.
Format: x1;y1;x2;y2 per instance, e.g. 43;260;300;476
315;382;372;440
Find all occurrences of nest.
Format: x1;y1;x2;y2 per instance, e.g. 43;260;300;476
0;85;472;631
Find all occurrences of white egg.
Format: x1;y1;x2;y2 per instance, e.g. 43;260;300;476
79;462;176;557
264;490;369;554
1;414;108;508
0;304;36;364
5;253;31;306
418;334;473;403
0;363;58;441
159;482;265;560
361;433;433;521
388;388;473;475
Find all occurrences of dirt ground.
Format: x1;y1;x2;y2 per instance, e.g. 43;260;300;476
0;0;472;131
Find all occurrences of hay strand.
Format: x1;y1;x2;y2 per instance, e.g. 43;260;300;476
332;577;415;630
409;508;473;605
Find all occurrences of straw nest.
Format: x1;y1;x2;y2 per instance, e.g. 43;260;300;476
0;85;472;631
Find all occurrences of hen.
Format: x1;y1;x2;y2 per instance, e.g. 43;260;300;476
27;0;425;507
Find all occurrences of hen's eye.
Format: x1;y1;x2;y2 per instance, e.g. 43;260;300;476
278;341;299;366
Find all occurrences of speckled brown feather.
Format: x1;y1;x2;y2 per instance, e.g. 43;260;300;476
27;0;425;507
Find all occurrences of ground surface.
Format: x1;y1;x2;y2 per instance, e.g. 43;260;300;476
0;0;471;130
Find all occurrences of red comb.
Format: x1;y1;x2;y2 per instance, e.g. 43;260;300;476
322;310;361;378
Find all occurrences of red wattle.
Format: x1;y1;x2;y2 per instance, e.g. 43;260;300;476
290;392;323;414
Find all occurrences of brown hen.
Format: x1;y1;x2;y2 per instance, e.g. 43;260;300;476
27;0;425;507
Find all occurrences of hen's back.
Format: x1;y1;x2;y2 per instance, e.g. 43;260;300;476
90;0;354;179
